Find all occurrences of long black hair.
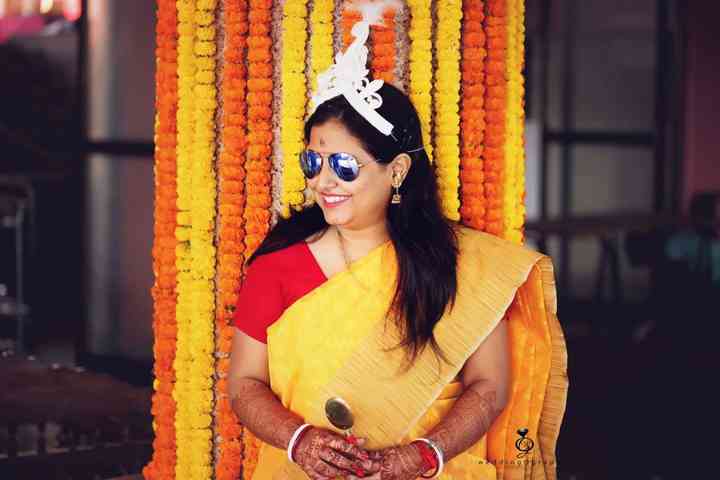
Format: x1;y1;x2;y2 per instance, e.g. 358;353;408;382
247;82;459;371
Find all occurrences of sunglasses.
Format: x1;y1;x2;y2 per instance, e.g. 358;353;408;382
299;149;369;182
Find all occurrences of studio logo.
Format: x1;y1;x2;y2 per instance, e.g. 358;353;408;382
514;428;534;458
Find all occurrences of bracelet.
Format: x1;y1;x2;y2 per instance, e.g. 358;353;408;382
413;438;444;478
287;423;312;463
411;440;438;477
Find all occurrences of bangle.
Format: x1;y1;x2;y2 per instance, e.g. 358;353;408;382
287;423;312;463
414;438;444;478
411;440;438;476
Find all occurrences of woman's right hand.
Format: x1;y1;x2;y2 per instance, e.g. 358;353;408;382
293;427;382;480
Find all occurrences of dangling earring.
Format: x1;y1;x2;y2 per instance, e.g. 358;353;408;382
391;174;402;204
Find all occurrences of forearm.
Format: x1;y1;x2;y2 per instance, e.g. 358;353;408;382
424;379;507;463
230;377;305;451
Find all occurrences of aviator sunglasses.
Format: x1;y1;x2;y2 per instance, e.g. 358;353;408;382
299;149;371;182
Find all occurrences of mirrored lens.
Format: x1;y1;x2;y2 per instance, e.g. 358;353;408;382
329;152;360;182
299;150;322;179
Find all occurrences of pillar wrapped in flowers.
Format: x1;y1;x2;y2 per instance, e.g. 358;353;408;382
144;0;528;478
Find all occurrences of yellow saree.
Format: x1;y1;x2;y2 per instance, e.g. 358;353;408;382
250;226;568;479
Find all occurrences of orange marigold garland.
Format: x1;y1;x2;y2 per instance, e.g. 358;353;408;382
459;0;487;231
214;1;249;480
239;1;274;476
341;7;362;50
483;0;508;236
370;7;396;84
242;0;273;257
144;1;178;477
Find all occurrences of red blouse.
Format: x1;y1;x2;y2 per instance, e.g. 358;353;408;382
233;242;327;343
233;242;508;343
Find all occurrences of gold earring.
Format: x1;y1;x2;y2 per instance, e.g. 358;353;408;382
391;174;402;204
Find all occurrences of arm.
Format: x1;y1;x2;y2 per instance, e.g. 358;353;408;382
228;327;303;451
228;327;380;479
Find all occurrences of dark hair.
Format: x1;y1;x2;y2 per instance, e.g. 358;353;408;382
247;82;459;372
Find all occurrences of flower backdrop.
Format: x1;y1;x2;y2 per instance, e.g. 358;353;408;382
144;0;527;478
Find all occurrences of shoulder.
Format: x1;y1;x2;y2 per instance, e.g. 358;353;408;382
455;224;548;269
247;242;307;274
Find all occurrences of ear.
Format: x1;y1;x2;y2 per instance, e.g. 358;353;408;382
388;153;412;183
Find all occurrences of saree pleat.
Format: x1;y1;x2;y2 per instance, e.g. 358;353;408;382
250;226;568;479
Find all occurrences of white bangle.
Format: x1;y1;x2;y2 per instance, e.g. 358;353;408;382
287;423;312;463
414;437;444;478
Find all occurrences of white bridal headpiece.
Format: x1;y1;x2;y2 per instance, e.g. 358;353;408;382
309;2;398;138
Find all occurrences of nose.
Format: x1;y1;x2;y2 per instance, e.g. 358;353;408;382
314;154;338;189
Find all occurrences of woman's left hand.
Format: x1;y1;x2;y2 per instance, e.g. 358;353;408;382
347;443;426;480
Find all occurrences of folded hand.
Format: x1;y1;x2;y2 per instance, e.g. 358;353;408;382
293;428;382;480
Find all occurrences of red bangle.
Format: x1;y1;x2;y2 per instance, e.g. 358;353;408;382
290;426;312;462
411;440;438;477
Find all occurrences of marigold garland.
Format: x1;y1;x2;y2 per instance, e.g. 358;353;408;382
279;0;309;218
309;0;335;92
407;0;434;163
503;0;526;244
214;1;249;479
173;1;197;479
370;8;396;84
148;1;531;477
341;8;362;49
242;0;274;258
239;1;274;476
143;1;178;478
434;0;463;221
483;0;508;236
187;0;218;478
459;0;487;231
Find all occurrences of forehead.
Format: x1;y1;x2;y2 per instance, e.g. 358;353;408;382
308;120;366;154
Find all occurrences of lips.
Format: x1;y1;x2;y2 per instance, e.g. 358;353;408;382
320;193;351;207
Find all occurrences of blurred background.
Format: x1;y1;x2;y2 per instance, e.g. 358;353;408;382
0;0;717;478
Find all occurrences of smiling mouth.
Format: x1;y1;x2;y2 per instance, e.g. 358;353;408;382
321;194;351;206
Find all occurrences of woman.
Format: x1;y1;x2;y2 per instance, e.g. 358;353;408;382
228;79;566;479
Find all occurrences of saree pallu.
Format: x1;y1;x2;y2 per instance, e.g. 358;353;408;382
251;226;568;479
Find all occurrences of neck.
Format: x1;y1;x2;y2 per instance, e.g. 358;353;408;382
333;222;390;259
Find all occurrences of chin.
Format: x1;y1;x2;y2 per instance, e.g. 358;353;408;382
320;208;353;226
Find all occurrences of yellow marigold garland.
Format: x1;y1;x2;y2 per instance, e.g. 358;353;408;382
214;1;249;479
279;0;309;218
483;0;508;236
144;1;178;477
459;0;487;232
503;0;526;243
434;0;463;220
407;0;434;163
309;0;334;92
242;0;273;257
186;0;218;479
173;0;196;479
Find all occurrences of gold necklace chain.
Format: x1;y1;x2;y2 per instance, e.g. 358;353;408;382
335;227;371;291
